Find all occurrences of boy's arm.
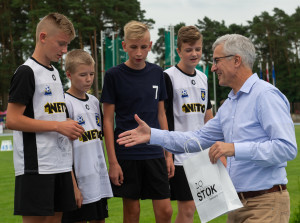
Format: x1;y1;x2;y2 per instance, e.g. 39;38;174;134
158;101;175;178
163;72;174;131
71;170;83;208
6;102;84;140
204;108;214;123
103;103;124;186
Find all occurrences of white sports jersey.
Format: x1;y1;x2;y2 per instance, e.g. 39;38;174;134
165;66;209;165
12;58;72;176
65;93;113;204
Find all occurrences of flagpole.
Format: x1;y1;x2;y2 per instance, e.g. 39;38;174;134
100;31;104;88
259;62;263;79
170;25;175;66
266;62;269;82
93;29;99;99
272;61;276;86
112;32;115;67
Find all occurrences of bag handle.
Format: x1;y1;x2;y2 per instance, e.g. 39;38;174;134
184;138;203;153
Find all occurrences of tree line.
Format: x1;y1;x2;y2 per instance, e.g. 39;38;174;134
0;1;299;112
153;7;300;110
0;0;154;111
153;7;300;112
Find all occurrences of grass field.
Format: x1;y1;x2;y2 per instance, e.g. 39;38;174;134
0;126;299;222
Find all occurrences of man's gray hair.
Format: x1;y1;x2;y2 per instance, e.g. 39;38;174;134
212;34;256;69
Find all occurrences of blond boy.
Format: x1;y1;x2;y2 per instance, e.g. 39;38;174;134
100;21;173;223
61;49;113;223
6;13;84;223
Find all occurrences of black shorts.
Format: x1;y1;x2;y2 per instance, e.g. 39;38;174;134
169;165;193;201
112;158;171;200
14;172;76;216
62;198;108;222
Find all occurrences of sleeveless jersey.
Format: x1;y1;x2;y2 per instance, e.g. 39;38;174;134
164;66;209;165
65;93;113;204
10;58;72;176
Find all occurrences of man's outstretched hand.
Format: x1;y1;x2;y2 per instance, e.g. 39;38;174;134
117;114;151;147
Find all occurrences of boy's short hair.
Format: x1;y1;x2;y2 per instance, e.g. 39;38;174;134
124;20;149;40
65;49;95;74
36;12;75;42
177;26;202;50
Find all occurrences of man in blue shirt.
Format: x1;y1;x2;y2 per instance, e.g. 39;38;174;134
117;34;298;223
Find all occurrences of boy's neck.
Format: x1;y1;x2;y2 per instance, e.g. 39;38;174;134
32;50;52;68
125;60;146;70
177;61;195;75
67;88;86;100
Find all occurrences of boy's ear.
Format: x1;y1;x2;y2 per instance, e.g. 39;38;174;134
148;41;153;51
40;32;47;43
122;41;127;52
66;71;72;80
176;48;181;57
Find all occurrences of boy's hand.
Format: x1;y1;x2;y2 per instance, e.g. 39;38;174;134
74;186;83;208
165;156;175;178
109;163;124;186
117;114;151;147
57;120;85;140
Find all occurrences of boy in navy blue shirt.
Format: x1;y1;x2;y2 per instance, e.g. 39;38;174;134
100;20;174;223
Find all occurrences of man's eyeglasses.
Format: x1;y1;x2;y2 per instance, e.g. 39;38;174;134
212;55;234;65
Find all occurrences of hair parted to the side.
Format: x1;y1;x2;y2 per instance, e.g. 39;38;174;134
177;26;203;50
124;20;149;40
65;49;95;74
212;34;256;69
36;12;75;42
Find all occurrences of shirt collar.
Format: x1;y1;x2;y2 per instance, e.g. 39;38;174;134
228;73;258;99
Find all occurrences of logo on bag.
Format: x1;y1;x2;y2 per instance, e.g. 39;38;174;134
195;180;218;201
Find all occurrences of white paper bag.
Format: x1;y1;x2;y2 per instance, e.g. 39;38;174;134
182;138;243;223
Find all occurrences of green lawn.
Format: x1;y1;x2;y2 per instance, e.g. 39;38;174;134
0;126;299;222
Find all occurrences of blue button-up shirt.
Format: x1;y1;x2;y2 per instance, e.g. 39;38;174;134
151;73;297;192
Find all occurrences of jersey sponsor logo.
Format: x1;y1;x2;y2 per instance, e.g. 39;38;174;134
44;102;66;114
191;80;196;85
77;115;85;125
79;129;103;142
52;74;56;81
95;113;101;127
182;103;206;113
201;89;206;101
44;85;52;96
195;180;218;202
181;89;189;98
85;104;90;110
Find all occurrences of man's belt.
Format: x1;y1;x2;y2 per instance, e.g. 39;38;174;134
238;184;287;200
